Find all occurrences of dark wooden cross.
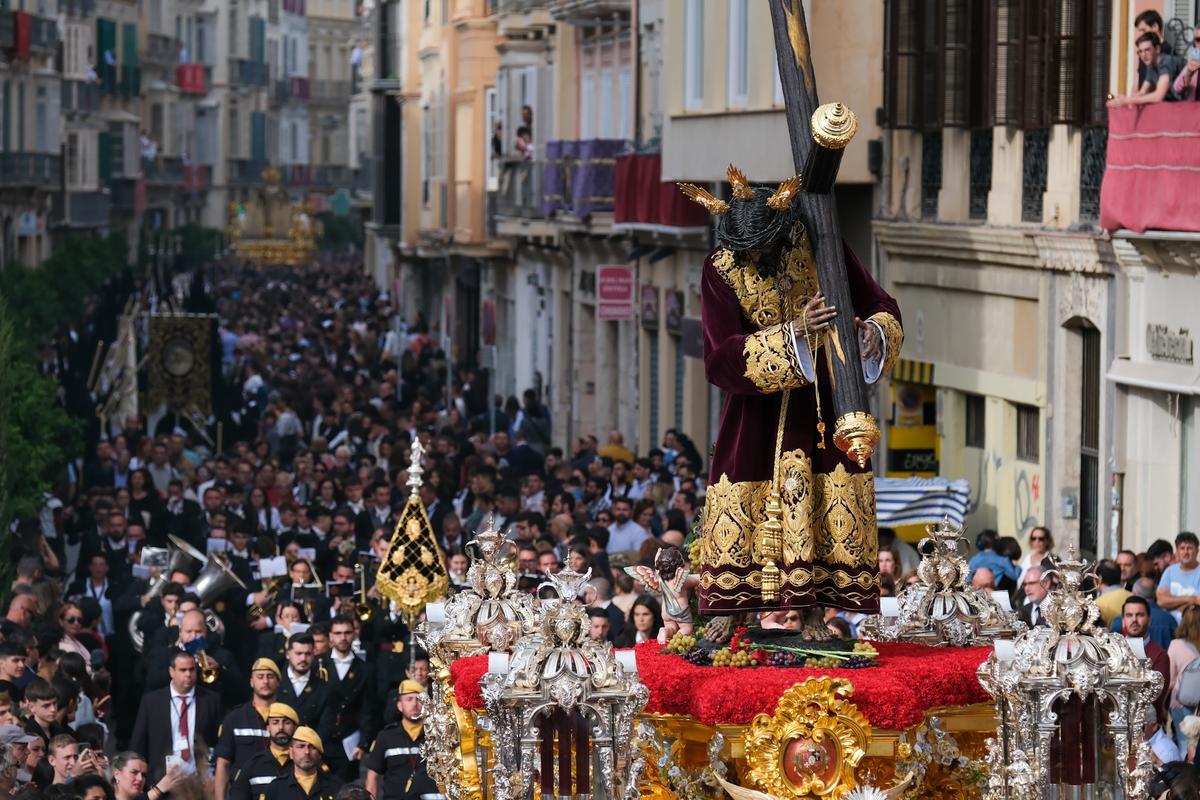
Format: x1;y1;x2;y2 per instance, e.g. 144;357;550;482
769;0;879;467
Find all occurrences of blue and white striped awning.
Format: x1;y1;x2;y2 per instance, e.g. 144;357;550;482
876;477;971;527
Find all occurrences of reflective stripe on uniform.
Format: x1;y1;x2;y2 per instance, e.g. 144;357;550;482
384;747;421;757
249;776;276;785
420;794;446;800
234;728;269;737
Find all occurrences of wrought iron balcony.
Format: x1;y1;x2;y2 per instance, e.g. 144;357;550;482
234;59;270;87
183;164;211;193
541;138;626;218
145;33;180;66
545;0;629;22
231;159;270;186
313;165;352;188
495;159;543;218
495;0;549;13
143;157;185;185
62;80;102;114
57;0;97;17
273;76;311;104
310;80;352;105
59;191;113;228
283;164;311;187
0;153;62;190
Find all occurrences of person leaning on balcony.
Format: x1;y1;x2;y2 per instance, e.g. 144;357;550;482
1109;33;1180;107
1173;39;1200;101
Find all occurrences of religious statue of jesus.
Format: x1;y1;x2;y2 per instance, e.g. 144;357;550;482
681;166;903;638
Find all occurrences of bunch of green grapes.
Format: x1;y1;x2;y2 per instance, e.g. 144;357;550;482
711;647;753;667
804;656;842;669
664;631;698;654
852;641;879;659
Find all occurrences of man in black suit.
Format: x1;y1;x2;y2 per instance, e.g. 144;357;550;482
276;632;328;729
158;479;203;547
318;616;376;780
76;510;134;586
356;483;395;545
1018;566;1050;628
130;649;221;781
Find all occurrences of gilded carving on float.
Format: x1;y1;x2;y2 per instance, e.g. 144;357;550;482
226;165;319;265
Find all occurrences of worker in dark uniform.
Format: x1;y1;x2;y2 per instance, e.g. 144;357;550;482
230;702;297;800
215;658;283;799
365;681;441;800
261;726;341;800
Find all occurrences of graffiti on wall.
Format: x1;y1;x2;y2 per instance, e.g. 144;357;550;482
965;449;1042;537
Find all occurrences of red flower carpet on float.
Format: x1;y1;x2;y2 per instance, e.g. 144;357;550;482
449;641;993;730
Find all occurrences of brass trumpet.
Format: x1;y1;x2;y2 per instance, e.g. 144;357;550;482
354;563;373;623
196;650;220;684
248;576;288;622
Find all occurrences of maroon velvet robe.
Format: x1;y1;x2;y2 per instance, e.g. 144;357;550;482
697;236;902;615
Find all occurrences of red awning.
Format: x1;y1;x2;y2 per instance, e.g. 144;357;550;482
1100;104;1200;234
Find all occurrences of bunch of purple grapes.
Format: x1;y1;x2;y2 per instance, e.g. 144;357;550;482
682;647;712;666
841;654;877;669
764;652;802;667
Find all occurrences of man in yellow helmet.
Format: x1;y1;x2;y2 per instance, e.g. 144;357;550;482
230;702;297;800
261;726;341;800
364;681;439;800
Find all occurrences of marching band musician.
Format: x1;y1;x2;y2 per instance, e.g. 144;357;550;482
260;726;342;800
317;616;375;780
229;702;298;800
276;632;329;729
146;608;246;707
213;658;284;800
364;681;440;800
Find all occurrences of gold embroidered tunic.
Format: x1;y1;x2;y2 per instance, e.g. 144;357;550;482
698;234;903;614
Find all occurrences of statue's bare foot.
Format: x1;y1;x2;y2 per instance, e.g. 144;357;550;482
700;612;755;645
800;608;833;641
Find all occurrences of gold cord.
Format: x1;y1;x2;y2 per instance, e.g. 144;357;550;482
803;307;827;449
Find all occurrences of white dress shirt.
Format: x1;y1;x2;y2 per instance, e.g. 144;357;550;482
331;650;355;680
169;686;197;766
288;667;309;695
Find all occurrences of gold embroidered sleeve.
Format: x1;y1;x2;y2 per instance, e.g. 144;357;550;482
742;323;810;393
869;311;903;377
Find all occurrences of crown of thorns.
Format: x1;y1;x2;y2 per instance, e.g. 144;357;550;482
678;165;802;253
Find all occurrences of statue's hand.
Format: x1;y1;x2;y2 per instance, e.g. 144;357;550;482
856;317;882;361
791;293;836;338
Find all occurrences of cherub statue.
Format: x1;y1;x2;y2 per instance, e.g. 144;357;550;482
624;546;696;642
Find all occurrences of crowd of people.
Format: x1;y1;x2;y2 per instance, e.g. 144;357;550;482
1108;9;1200;107
5;250;1200;798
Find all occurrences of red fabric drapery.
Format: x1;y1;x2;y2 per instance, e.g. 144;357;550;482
1100;104;1200;234
614;153;711;230
13;12;31;60
450;640;991;731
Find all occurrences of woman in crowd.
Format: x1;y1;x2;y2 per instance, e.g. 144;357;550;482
622;595;664;646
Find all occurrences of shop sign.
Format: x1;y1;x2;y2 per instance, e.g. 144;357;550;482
597;265;634;321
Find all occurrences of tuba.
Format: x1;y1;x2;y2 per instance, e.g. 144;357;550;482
192;551;249;647
128;536;208;653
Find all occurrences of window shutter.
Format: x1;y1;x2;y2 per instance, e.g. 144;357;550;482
1050;0;1084;124
251;111;266;162
919;0;944;130
123;22;138;66
943;0;969;127
1021;0;1052;129
969;0;997;127
994;0;1023;127
98;130;112;182
886;0;922;128
1084;0;1112;127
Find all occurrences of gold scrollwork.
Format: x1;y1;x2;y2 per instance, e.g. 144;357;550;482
744;323;808;393
696;475;766;569
813;464;877;567
713;241;820;329
832;411;882;469
743;678;872;799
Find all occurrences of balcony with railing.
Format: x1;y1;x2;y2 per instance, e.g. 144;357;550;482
57;191;113;228
273;76;311;104
495;159;543;219
283;164;312;187
144;157;185;186
545;0;628;22
57;0;97;17
183;164;211;193
176;63;208;94
1101;104;1197;234
29;13;59;54
145;33;180;66
233;59;270;87
231;159;269;186
540;139;627;218
8;11;59;58
612;151;709;233
0;153;62;190
313;165;352;189
310;80;351;106
62;80;102;114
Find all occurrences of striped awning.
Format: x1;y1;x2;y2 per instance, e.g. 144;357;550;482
892;358;936;385
876;477;970;527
